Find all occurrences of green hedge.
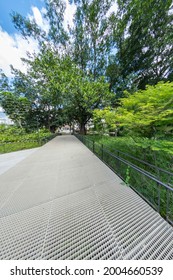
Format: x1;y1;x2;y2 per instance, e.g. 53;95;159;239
0;125;56;153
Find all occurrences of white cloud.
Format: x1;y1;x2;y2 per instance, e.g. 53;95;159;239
32;6;43;26
0;6;50;78
64;0;76;30
0;26;39;77
107;1;118;17
29;6;49;34
0;3;74;78
0;2;117;79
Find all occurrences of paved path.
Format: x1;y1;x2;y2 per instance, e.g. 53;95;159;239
0;136;173;259
0;148;39;175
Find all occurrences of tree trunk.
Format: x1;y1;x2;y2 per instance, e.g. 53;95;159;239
79;122;86;135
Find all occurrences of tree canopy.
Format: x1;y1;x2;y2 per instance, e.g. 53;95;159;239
109;0;173;94
94;82;173;138
0;0;173;136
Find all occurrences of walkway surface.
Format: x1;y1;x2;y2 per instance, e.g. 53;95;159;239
0;135;173;260
0;148;39;175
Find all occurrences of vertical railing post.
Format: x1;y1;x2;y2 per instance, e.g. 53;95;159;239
157;182;161;213
101;144;103;160
117;151;120;174
166;188;169;221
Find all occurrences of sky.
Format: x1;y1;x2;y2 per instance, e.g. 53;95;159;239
0;0;117;120
0;0;117;78
0;0;76;78
0;0;72;120
0;0;44;34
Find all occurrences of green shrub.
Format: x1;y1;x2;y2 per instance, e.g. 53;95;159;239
87;135;173;172
0;125;54;153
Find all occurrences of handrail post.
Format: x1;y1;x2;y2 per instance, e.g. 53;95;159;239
93;140;95;153
157;182;161;213
166;188;169;221
101;144;103;160
117;151;120;174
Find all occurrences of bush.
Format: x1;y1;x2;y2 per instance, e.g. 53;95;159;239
0;125;54;153
87;135;173;172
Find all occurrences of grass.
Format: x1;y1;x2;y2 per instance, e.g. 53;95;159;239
0;141;41;153
0;125;56;154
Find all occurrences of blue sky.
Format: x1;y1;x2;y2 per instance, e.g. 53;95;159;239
0;0;78;78
0;0;44;34
0;0;117;120
0;0;117;78
0;0;50;78
0;0;46;119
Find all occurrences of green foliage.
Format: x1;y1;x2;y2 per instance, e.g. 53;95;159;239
0;141;41;154
108;0;173;93
93;107;117;133
1;0;173;134
115;82;173;138
0;125;53;153
72;0;112;79
125;165;130;186
88;135;173;172
80;134;173;219
1;46;112;134
64;73;112;134
0;91;31;128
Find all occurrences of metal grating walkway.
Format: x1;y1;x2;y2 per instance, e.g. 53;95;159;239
0;136;173;260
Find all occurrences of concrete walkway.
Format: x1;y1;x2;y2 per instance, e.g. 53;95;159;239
0;135;173;260
0;148;39;175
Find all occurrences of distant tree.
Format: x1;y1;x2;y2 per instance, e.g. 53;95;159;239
63;74;112;134
0;91;30;128
0;70;10;92
93;107;117;134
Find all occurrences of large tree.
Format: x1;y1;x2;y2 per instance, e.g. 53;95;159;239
0;48;65;131
71;0;113;79
2;0;173;131
107;0;173;94
0;47;112;133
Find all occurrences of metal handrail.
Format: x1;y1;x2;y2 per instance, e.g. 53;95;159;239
83;136;173;191
83;136;173;188
103;147;173;191
111;147;173;176
75;134;173;225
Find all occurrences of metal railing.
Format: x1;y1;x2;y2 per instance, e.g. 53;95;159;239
109;147;173;187
75;134;173;225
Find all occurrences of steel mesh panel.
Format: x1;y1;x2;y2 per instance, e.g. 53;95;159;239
0;202;51;259
41;188;120;260
0;178;24;209
0;175;56;218
93;180;173;260
0;136;173;260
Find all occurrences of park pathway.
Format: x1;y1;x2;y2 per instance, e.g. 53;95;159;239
0;135;173;259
